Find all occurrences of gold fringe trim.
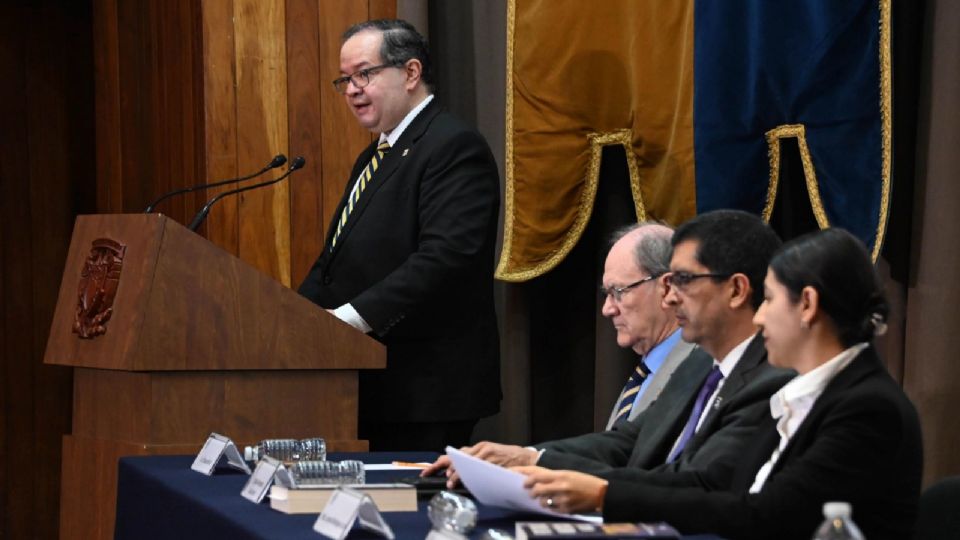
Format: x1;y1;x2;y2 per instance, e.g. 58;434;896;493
875;0;892;262
590;130;648;224
495;0;519;280
495;127;648;282
763;124;830;229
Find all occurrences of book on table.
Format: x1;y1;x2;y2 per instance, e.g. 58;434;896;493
269;483;417;514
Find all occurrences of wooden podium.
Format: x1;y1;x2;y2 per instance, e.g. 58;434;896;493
43;214;385;539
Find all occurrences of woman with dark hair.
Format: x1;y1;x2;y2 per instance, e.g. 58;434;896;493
516;228;923;540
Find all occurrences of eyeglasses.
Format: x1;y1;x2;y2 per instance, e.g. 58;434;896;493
663;271;731;291
600;275;659;303
332;63;400;94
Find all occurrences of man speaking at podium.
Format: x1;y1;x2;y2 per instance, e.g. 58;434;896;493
298;20;501;451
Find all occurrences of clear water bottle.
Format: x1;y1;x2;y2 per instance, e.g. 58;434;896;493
291;459;365;485
243;437;326;462
297;437;327;461
428;491;478;535
812;502;865;540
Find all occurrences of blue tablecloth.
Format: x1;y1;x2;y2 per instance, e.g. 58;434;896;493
115;453;542;539
115;453;723;540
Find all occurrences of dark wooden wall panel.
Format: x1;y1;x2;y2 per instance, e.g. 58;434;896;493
0;5;35;535
201;0;240;254
370;0;397;20
160;1;206;224
25;7;87;540
115;0;150;213
96;0;205;222
93;0;123;213
287;0;326;286
235;0;292;285
0;1;94;538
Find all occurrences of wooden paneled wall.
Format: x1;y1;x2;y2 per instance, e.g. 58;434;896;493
0;2;95;538
97;0;396;287
93;0;206;224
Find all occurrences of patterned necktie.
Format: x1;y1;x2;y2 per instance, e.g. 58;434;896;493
667;365;724;462
330;140;391;250
613;360;652;423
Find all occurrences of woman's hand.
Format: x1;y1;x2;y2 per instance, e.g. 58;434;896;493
513;465;608;514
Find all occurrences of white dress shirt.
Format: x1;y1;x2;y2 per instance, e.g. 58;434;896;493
749;342;869;493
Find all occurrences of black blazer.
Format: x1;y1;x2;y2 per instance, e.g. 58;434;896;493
538;334;794;490
603;346;923;540
298;100;501;423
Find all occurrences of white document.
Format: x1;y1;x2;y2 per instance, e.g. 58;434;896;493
363;463;427;471
445;446;602;523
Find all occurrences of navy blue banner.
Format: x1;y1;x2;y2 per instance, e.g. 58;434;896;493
694;0;890;258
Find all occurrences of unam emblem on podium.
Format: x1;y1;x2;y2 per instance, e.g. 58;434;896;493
73;238;126;339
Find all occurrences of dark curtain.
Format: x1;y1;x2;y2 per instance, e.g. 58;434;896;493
899;0;960;486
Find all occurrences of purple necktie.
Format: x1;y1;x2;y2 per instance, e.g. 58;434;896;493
667;365;724;463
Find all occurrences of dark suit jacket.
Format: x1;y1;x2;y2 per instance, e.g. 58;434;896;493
538;334;794;490
603;346;924;540
298;100;501;423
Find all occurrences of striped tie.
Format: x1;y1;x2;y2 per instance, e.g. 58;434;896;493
613;360;651;423
330;140;391;250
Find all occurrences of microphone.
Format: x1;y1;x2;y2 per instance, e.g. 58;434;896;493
144;154;287;213
187;156;306;232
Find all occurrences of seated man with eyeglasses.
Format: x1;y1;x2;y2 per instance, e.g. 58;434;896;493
528;221;702;433
595;222;696;429
423;210;796;492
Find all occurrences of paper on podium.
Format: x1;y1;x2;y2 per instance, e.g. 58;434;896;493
445;446;601;523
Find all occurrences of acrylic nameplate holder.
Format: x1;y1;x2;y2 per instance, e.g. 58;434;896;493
274;463;297;488
241;456;282;503
190;432;252;475
313;487;395;539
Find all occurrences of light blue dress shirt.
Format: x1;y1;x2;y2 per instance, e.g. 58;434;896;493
631;328;682;409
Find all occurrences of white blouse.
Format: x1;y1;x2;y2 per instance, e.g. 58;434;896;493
749;342;869;493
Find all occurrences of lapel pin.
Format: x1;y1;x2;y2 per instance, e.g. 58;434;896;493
402;148;409;157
